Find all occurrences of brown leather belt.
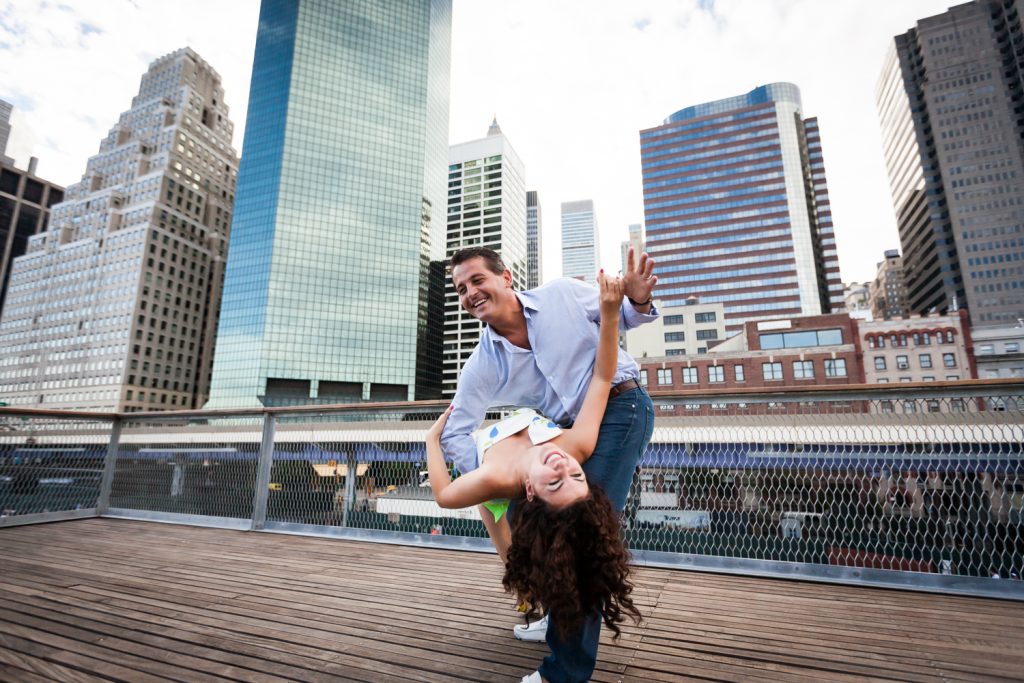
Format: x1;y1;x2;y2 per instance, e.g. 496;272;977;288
609;378;641;399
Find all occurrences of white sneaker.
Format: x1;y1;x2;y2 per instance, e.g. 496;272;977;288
520;673;542;683
513;614;549;642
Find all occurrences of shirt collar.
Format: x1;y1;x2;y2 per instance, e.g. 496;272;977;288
516;289;541;316
480;290;535;352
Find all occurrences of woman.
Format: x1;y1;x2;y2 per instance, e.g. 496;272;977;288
426;272;641;640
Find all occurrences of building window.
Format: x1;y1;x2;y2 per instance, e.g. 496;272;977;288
927;400;940;413
874;357;886;370
896;355;909;370
793;360;814;379
682;367;698;384
946;375;960;381
696;329;718;340
734;364;745;382
657;368;672;385
921;332;930;345
922;376;935;382
664;315;684;326
708;365;724;383
919;354;932;369
694;312;716;323
1006;343;1020;353
943;353;957;368
666;348;687;356
762;362;783;381
664;332;686;343
977;344;994;355
697;347;707;354
639;369;648;387
760;328;843;350
944;331;955;344
824;359;847;377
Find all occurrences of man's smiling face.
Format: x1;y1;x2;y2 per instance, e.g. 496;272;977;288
451;256;513;324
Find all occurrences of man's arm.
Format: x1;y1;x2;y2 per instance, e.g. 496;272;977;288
565;277;658;331
439;353;493;474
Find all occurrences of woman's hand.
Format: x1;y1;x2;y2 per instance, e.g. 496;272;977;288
598;270;625;320
426;404;453;443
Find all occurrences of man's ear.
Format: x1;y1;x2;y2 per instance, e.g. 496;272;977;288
503;269;513;288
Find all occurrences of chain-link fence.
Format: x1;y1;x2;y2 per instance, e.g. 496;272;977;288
0;412;112;524
109;415;265;524
1;383;1022;596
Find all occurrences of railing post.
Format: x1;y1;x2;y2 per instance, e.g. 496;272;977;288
96;417;122;516
250;414;276;531
342;450;357;528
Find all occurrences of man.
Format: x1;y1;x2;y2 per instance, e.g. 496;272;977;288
441;246;658;683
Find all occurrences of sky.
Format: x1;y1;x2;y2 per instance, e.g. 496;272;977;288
0;0;959;285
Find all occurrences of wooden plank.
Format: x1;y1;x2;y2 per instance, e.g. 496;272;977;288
2;517;1023;683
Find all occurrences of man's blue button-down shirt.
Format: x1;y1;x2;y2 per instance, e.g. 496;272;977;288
440;277;659;474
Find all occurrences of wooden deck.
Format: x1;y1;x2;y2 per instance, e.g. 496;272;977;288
0;519;1021;683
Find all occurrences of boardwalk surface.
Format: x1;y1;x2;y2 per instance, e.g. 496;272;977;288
0;518;1021;682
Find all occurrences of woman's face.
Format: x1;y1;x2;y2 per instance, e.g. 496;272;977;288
526;443;589;509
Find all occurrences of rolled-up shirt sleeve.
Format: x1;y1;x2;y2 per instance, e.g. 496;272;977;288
621;299;659;329
439;354;493;474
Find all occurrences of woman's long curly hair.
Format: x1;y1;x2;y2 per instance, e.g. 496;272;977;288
502;484;641;639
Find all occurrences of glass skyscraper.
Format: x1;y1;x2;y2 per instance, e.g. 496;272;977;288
207;0;452;407
561;199;599;281
640;83;844;333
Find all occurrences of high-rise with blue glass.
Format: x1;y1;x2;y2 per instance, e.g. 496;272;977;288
561;199;599;281
640;83;844;333
206;0;452;407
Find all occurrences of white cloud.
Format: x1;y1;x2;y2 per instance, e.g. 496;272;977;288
1;0;954;285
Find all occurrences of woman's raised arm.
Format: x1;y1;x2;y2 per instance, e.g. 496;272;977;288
560;272;625;460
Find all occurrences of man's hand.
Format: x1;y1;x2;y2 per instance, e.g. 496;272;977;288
623;246;657;309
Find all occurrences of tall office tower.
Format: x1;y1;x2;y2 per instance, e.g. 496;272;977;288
1;102;65;314
620;222;644;274
561;199;599;280
640;83;844;333
0;48;238;410
869;249;908;320
442;119;527;397
526;190;541;289
878;1;1024;328
206;0;452;408
0;99;15;165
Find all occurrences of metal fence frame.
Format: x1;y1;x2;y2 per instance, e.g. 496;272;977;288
2;378;1022;601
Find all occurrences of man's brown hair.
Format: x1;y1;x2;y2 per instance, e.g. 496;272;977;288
449;247;506;276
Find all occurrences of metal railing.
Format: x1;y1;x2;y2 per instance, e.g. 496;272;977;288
1;379;1022;599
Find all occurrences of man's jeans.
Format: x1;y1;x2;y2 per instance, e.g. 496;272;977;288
538;386;654;683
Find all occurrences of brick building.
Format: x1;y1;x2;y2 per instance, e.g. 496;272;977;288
639;313;864;416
